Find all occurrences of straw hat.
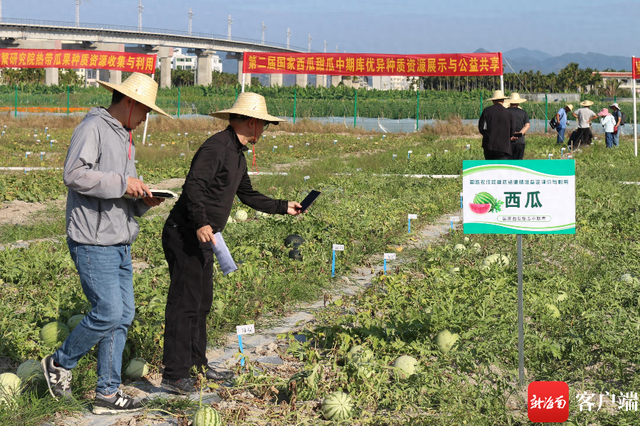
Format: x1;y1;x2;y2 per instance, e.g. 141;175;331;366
210;92;285;123
503;100;511;108
566;104;574;111
97;72;171;118
580;100;594;107
507;93;527;104
488;90;508;101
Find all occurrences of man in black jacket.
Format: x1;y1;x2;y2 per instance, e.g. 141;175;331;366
161;92;303;393
478;90;514;159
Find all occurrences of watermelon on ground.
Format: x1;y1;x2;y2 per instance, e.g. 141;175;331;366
321;391;353;421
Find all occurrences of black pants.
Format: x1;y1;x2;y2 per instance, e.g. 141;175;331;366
483;149;511;160
511;144;525;160
161;223;214;380
575;128;591;147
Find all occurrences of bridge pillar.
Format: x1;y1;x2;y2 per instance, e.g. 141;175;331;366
160;57;172;88
109;70;122;85
45;68;59;86
195;50;214;86
270;74;283;87
316;75;325;88
227;53;250;87
331;75;341;87
295;74;308;87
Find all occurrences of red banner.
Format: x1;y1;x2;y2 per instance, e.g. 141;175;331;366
243;52;502;77
0;49;157;74
633;57;640;79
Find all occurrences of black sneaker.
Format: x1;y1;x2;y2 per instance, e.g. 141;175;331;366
161;377;197;394
93;389;144;414
41;355;73;400
205;367;234;381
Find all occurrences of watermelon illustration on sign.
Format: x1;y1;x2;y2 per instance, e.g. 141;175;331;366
470;192;504;214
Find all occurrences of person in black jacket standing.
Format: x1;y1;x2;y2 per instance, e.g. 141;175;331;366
161;92;303;393
478;90;514;159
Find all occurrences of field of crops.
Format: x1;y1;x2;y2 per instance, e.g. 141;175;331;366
0;84;629;120
1;115;640;425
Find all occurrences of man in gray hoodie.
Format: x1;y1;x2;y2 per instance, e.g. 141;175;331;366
41;73;170;414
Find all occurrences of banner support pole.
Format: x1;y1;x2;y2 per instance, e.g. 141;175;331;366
142;71;155;145
517;234;524;386
633;56;637;157
242;73;246;93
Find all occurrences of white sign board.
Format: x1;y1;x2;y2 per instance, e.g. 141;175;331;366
332;244;345;251
383;253;397;260
236;324;255;335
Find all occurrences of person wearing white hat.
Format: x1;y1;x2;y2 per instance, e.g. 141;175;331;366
506;93;530;159
572;100;597;148
160;92;303;393
609;103;623;147
478;90;515;159
42;73;169;414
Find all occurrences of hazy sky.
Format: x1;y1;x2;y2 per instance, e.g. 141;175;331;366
4;0;640;57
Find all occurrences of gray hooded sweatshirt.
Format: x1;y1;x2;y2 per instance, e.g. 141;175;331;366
64;107;150;246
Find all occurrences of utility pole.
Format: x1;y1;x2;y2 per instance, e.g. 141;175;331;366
308;34;312;53
336;45;339;53
138;0;143;31
75;0;82;28
286;28;291;49
227;15;233;40
324;40;327;53
261;21;266;45
188;8;193;36
0;0;3;23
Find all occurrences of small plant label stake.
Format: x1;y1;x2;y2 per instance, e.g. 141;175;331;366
561;148;565;155
25;151;31;158
407;150;412;160
236;324;255;367
273;145;277;152
304;176;310;182
426;153;431;158
460;192;463;209
444;149;449;153
40;152;45;160
289;145;293;150
305;143;309;147
392;154;397;161
180;153;185;158
408;214;418;233
161;144;165;149
331;244;344;277
450;215;460;230
333;139;337;145
383;252;396;275
466;144;470;150
548;153;553;159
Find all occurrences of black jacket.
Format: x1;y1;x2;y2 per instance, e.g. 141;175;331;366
478;103;514;155
167;126;288;231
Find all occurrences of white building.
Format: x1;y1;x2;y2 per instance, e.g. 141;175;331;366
371;75;418;91
169;48;223;72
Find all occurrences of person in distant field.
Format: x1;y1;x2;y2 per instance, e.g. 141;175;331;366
597;108;616;148
506;93;530;160
572;100;598;148
160;92;304;394
554;104;573;145
478;90;514;159
610;102;623;147
41;73;170;414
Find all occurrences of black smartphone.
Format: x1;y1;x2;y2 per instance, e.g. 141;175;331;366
513;132;523;138
299;190;321;211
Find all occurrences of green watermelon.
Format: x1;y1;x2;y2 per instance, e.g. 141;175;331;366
347;345;374;364
234;210;248;222
123;357;149;380
436;330;460;354
40;322;70;348
17;360;45;385
67;314;85;331
0;372;21;404
321;391;353;421
393;355;418;379
453;244;466;251
192;406;222;426
473;192;495;205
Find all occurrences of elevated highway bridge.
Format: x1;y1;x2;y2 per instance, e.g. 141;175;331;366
0;17;326;88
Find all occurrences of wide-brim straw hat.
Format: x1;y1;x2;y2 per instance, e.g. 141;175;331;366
566;104;574;111
210;92;285;123
580;100;594;107
507;93;527;104
97;72;171;118
488;90;508;101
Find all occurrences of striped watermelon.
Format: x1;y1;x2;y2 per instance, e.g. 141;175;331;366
321;391;353;421
192;406;222;426
473;192;495;205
